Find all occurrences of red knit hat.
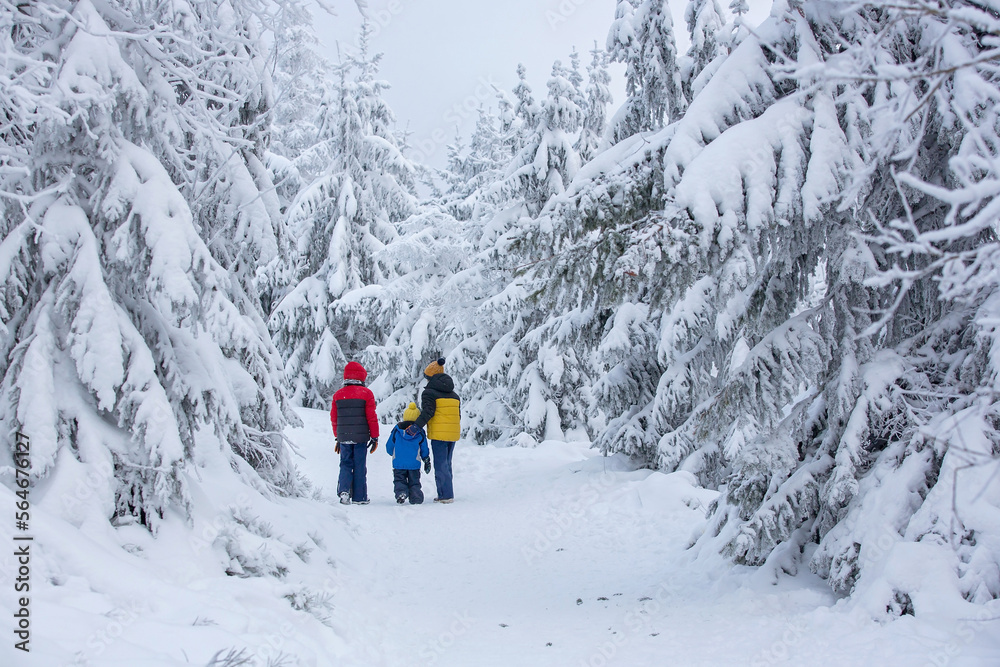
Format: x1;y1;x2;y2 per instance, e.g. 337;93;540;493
344;361;367;382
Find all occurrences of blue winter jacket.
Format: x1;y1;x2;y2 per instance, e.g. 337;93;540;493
385;421;430;470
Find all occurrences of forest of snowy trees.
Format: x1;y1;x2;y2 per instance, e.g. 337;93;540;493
2;0;999;622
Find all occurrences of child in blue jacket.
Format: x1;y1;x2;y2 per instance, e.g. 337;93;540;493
385;403;431;504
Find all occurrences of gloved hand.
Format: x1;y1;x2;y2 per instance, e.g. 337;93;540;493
423;457;431;474
368;437;378;454
334;443;340;454
405;424;419;437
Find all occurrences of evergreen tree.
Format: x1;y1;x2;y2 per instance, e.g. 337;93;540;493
0;0;301;533
726;0;752;47
442;106;513;222
270;22;416;408
495;0;1000;611
264;0;336;235
607;0;687;143
805;0;1000;607
495;87;520;159
512;63;541;150
501;60;584;217
568;47;587;112
682;0;728;101
578;43;613;163
504;0;861;580
268;2;332;170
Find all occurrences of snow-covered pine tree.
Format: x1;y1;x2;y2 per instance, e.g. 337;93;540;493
607;0;687;143
459;55;617;445
512;63;541;150
682;0;728;101
259;27;338;319
268;1;331;173
512;0;977;604
0;0;300;532
383;66;573;438
494;87;520;160
805;0;1000;610
585;0;891;575
152;0;288;321
568;47;588;119
501;60;584;217
537;0;999;612
577;43;613;163
455;86;533;220
270;21;415;408
515;0;787;460
725;0;752;47
399;83;557;442
441;106;515;223
442;131;470;207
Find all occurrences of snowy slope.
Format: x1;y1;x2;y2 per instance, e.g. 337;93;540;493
2;442;358;666
4;407;998;666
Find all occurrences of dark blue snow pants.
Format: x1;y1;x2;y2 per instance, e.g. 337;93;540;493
393;469;424;504
337;443;368;502
431;440;455;500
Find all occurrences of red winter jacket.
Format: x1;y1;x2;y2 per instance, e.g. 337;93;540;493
330;382;379;443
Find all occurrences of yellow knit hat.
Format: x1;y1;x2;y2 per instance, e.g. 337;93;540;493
423;357;446;378
403;402;420;423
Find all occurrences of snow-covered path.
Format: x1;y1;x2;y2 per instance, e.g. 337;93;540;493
14;407;999;666
289;409;1000;667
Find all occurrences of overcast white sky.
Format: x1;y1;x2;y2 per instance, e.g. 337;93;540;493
312;0;772;167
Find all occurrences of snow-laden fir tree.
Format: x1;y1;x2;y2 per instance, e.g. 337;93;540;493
446;86;536;222
502;0;1000;612
0;0;301;532
803;0;1000;609
487;0;858;585
577;43;614;163
606;0;687;143
494;87;521;159
725;0;752;47
459;56;624;445
579;0;896;579
258;4;340;317
682;0;728;101
440;105;518;223
500;60;584;217
512;63;541;150
267;1;332;174
442;132;470;206
159;0;289;320
269;22;415;408
568;47;587;111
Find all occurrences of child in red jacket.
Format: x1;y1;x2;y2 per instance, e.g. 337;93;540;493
330;361;379;505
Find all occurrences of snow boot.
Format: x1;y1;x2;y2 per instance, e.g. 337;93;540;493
339;492;351;505
354;499;370;505
433;497;454;504
396;494;407;504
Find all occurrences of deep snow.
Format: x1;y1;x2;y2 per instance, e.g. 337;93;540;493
4;407;999;666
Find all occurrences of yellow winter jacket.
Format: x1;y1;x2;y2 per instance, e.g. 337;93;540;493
415;372;461;442
427;397;461;441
